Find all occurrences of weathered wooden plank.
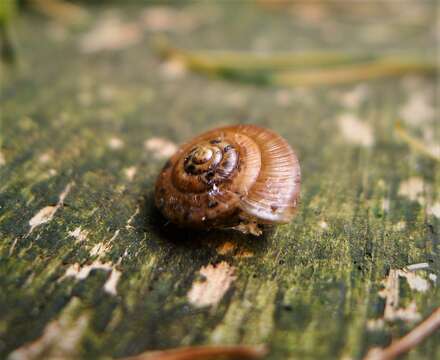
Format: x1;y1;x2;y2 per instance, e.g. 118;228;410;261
0;1;439;359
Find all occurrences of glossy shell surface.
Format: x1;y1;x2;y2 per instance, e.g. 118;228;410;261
155;124;301;230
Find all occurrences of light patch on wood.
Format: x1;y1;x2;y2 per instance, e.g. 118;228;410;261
103;269;121;295
123;166;137;181
429;273;437;282
80;16;142;53
62;261;113;280
187;262;236;308
337;113;374;147
216;242;236;255
68;227;89;244
427;202;440;218
7;298;88;360
398;177;424;204
108;137;124;150
366;318;385;331
378;266;431;323
28;182;73;234
144;137;177;159
140;6;200;32
400;93;435;125
126;207;140;230
340;84;369;109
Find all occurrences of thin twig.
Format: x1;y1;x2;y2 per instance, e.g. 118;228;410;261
272;58;437;87
395;120;440;162
364;307;440;360
120;345;267;360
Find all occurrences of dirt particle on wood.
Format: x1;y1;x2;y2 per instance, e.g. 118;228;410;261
187;261;236;308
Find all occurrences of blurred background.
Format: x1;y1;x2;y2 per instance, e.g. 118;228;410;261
0;1;439;360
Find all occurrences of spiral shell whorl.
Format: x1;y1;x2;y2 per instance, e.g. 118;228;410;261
155;124;301;230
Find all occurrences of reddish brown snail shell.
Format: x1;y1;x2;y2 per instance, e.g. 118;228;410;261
154;124;301;235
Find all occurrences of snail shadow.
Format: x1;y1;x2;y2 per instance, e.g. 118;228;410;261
140;192;272;257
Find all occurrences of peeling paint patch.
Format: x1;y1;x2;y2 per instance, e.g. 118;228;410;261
144;137;177;159
429;273;437;283
68;227;89;244
337;114;374;147
90;229;119;257
103;269;121;295
427;202;440;218
62;261;113;281
7;298;88;360
378;267;430;323
398;177;424;204
108;137;124;150
123;166;137;181
126;208;140;230
366;318;384;331
79;16;142;53
28;182;73;234
187;262;236;308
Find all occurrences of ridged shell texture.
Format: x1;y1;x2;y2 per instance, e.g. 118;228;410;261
155;124;301;230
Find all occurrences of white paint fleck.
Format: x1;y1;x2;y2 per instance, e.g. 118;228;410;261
79;16;141;53
28;182;73;235
427;202;440;218
398;177;424;204
382;198;390;213
140;6;200;32
340;84;369;109
403;271;430;292
400;93;435;125
144;137;177;159
187;261;236;308
68;227;89;244
366;318;384;331
103;269;121;295
62;261;113;281
90;229;119;257
406;263;429;271
338;113;374;147
318;220;329;230
123;166;137;181
125;207;140;230
108;137;124;150
429;273;437;283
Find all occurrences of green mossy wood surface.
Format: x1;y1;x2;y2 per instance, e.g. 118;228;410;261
0;1;439;359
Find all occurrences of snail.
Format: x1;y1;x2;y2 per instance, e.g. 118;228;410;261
154;124;301;235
